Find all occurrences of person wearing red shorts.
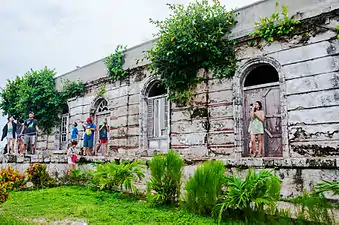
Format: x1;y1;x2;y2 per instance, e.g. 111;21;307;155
97;118;109;156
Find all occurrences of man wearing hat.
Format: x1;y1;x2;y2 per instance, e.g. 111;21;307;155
82;118;96;156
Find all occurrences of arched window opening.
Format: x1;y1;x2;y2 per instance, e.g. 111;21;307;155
96;99;109;113
148;82;166;97
147;81;168;139
94;99;110;148
244;64;279;87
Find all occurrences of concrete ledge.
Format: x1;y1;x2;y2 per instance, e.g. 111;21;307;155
1;154;338;169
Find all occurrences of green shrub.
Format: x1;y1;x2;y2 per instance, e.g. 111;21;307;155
218;169;281;222
90;160;145;194
182;160;225;216
61;169;92;186
293;191;334;224
147;150;184;206
25;163;56;189
315;180;339;196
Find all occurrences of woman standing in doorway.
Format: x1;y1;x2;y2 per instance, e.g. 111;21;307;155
249;101;265;157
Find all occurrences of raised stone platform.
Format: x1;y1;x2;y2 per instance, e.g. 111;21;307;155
1;154;338;198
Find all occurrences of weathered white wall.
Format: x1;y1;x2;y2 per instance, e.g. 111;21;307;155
46;0;339;158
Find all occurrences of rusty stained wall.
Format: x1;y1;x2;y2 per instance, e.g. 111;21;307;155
173;15;339;158
63;67;151;156
235;16;339;157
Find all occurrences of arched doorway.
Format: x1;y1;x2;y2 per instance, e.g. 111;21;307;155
93;99;110;144
243;64;283;157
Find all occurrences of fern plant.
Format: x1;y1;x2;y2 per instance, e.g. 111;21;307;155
315;180;339;196
147;150;184;206
182;160;225;216
293;191;335;224
218;169;281;223
90;160;145;194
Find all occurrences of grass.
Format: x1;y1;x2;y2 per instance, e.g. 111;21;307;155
0;186;242;225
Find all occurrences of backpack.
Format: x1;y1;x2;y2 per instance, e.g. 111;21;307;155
85;128;92;136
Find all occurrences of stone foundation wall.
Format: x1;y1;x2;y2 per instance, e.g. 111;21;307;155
1;154;338;198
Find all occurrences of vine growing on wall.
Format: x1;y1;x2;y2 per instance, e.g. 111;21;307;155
251;1;300;42
105;45;128;81
97;84;107;97
59;79;85;112
0;68;85;134
147;0;237;105
336;26;339;40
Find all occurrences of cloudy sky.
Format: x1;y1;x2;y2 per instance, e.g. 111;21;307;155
0;0;256;147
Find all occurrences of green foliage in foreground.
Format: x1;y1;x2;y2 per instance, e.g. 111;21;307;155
292;191;335;224
0;186;239;225
89;160;145;194
147;150;184;206
315;180;339;196
182;160;225;216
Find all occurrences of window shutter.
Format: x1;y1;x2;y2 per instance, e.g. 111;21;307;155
147;98;154;138
154;99;160;137
160;97;167;136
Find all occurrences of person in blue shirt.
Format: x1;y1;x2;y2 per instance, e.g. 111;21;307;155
70;122;78;141
82;118;96;156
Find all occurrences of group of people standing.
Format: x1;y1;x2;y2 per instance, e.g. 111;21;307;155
1;112;39;156
1;105;264;160
69;117;109;156
66;117;109;172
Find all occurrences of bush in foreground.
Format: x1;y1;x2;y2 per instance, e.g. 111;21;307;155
0;167;26;204
182;160;225;216
89;160;145;194
25;163;56;189
147;150;184;206
218;169;281;222
0;167;26;191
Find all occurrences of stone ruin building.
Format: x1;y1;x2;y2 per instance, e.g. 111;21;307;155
1;0;339;197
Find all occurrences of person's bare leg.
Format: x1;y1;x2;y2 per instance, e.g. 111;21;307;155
11;139;15;155
96;143;101;155
31;144;35;154
23;144;27;155
7;139;10;154
104;143;108;156
250;134;256;155
258;134;263;156
19;141;23;155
